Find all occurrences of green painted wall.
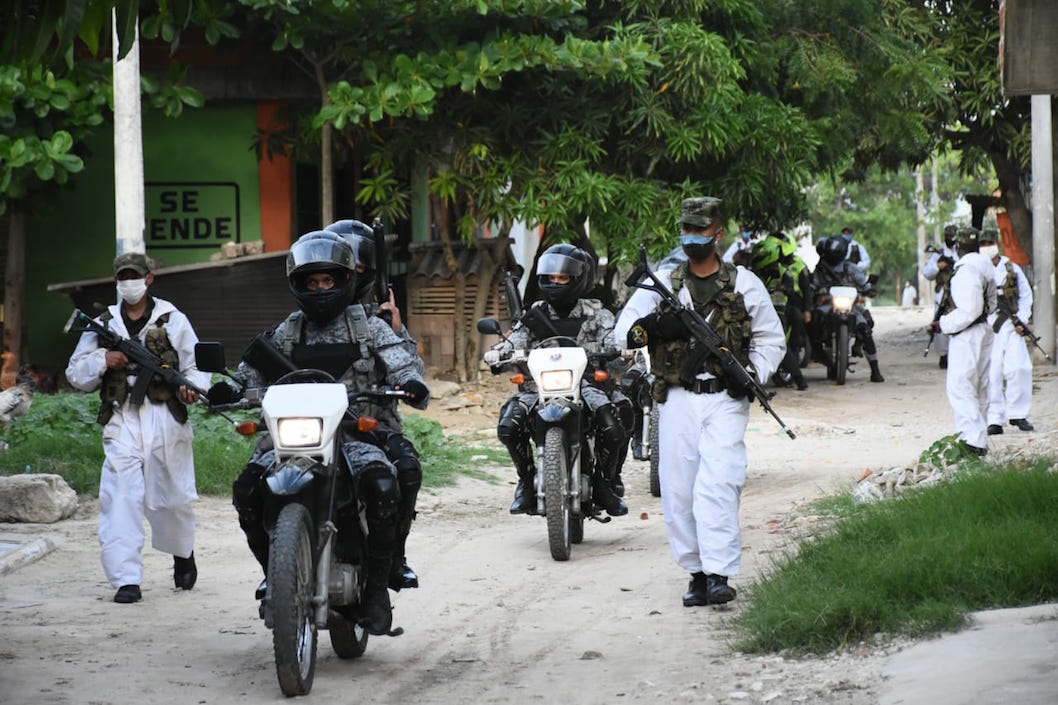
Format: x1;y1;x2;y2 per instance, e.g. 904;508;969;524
29;103;262;367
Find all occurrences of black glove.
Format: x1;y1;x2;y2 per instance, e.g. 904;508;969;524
207;382;239;405
726;377;750;401
400;380;430;405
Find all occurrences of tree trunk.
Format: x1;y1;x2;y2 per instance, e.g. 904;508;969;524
433;194;468;381
467;239;500;382
4;212;26;363
989;147;1033;258
315;61;333;227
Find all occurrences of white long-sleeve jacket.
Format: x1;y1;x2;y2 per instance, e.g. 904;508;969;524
939;252;997;336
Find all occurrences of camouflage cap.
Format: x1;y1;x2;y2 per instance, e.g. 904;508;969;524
980;227;999;244
113;252;152;276
679;197;721;228
956;226;980;248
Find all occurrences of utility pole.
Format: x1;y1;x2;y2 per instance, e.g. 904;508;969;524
1031;95;1055;362
113;12;145;258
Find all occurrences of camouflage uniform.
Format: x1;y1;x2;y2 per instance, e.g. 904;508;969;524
225;303;429;579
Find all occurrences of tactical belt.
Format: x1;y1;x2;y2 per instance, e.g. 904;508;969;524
683;378;726;394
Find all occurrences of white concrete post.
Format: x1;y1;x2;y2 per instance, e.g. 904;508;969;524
113;12;145;257
1031;95;1055;362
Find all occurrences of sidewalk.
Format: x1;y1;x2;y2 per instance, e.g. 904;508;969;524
879;603;1058;705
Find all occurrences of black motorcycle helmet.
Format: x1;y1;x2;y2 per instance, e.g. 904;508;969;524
286;231;359;324
324;219;377;302
819;235;849;266
536;243;596;314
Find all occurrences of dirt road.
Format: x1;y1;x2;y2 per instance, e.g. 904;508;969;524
1;305;1054;704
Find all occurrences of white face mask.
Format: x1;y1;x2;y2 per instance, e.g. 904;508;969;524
979;244;999;261
116;278;148;304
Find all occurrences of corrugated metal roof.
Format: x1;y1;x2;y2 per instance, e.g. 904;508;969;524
408;237;517;280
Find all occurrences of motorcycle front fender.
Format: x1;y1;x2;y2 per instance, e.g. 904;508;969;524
266;463;316;496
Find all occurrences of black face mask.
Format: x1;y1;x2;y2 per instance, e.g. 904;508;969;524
944;237;956;247
682;242;715;262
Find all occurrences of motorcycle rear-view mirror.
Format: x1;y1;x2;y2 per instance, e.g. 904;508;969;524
195;342;227;373
477;317;503;336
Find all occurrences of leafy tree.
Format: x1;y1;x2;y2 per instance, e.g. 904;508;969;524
0;1;214;359
805;151;994;302
896;0;1034;257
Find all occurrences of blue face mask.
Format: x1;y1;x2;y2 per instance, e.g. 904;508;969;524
842;234;852;242
680;233;716;262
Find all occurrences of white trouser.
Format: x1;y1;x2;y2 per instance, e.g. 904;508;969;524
945;323;994;449
657;387;749;577
99;402;197;588
987;321;1033;424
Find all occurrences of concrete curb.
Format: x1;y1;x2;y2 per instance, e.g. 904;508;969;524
0;536;56;576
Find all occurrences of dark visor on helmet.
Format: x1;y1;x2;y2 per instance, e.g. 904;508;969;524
537;252;586;278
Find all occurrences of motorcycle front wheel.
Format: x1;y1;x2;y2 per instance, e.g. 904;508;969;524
543;426;573;561
836;323;849;386
269;502;318;696
648;406;661;497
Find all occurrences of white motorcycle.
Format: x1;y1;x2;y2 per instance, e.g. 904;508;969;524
196;342;410;696
478;318;620;561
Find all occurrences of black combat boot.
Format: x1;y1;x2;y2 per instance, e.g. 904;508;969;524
389;482;420;591
361;555;394;636
592;473;627;517
510;469;537;514
682;572;736;607
868;359;885;383
173;552;197;590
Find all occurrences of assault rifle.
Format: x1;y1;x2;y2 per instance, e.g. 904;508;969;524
996;297;1053;362
504;267;524;321
371;217;392;325
624;246;795;440
64;308;209;405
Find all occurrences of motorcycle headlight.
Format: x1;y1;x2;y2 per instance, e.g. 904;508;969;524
539;369;574;392
832;294;856;311
276;417;324;447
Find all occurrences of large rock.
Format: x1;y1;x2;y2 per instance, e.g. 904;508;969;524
0;474;78;523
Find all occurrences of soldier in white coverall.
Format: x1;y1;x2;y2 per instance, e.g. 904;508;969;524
980;230;1035;435
934;227;997;456
66;252;209;604
923;225;960;368
614;197;785;608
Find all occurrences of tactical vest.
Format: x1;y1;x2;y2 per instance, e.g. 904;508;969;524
649;262;752;402
993;261;1022;330
97;312;188;425
272;306;376;389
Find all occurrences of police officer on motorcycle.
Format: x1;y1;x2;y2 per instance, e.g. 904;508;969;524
809;235;885;383
492;243;630;518
324;219;424;592
208;230;430;636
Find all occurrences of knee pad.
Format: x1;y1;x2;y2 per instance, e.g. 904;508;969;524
385;434;423;488
360;463;400;523
594;404;627;448
613;398;635;434
232;463;266;527
497;398;529;448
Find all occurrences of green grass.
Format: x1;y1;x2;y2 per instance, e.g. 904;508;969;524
0;392;502;496
734;459;1058;654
